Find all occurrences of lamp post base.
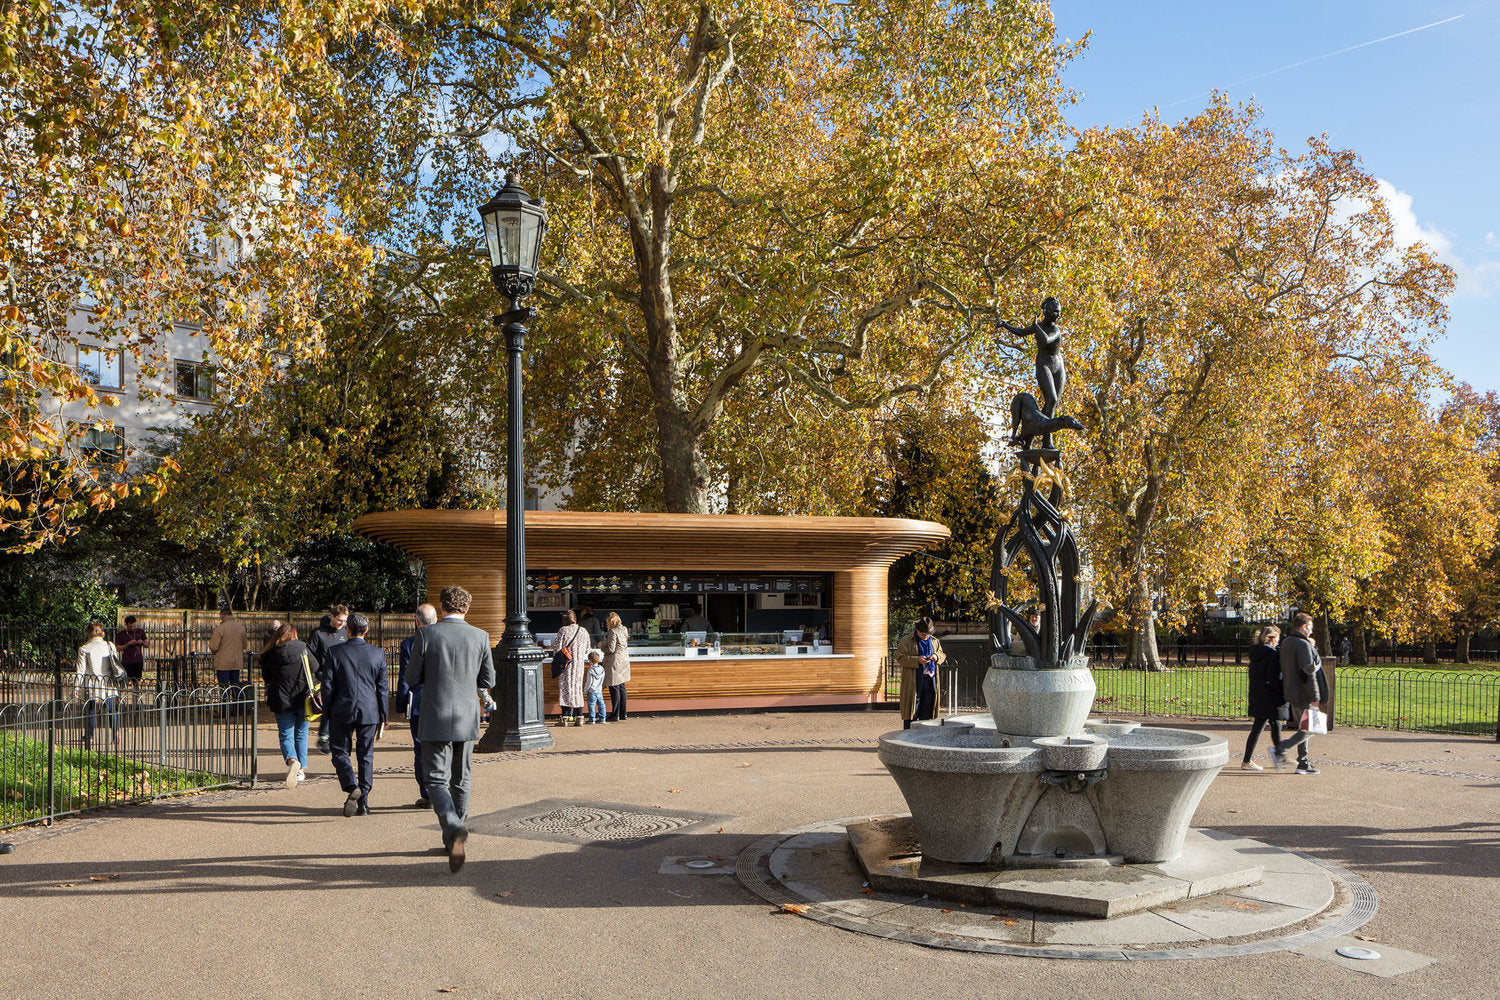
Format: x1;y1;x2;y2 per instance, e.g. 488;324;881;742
477;628;553;753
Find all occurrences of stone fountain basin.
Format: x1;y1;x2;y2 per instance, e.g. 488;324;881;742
1084;717;1141;738
877;722;1229;865
877;724;1042;863
1086;727;1229;863
1033;734;1108;772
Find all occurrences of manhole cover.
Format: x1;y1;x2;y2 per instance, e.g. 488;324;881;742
467;799;731;847
685;859;717;869
508;805;697;841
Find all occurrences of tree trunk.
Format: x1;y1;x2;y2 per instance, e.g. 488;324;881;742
1124;567;1165;671
1456;632;1471;664
1351;627;1368;666
1422;638;1437;664
656;403;710;512
1313;612;1332;658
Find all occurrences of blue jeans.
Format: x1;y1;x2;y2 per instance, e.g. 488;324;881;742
274;711;309;767
586;691;606;723
83;696;119;747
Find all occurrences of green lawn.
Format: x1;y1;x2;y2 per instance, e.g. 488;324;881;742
1;730;220;827
1090;665;1500;737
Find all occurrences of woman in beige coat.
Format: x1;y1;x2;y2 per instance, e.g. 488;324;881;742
553;609;592;726
896;617;945;729
74;622;123;747
600;612;631;721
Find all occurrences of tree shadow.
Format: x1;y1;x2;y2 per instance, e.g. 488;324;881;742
1215;820;1500;879
0;828;773;908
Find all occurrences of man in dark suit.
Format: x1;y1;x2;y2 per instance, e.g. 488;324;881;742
396;603;439;808
408;585;495;872
323;611;389;816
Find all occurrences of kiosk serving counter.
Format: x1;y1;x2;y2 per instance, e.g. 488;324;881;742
353;510;949;711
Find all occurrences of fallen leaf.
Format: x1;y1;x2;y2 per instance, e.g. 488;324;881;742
1356;934;1380;943
859;888;875;895
717;827;724;833
780;903;810;915
1223;901;1261;910
738;763;752;767
494;891;514;898
54;883;76;888
940;909;954;914
437;988;461;994
87;873;121;882
989;917;1019;926
668;789;682;794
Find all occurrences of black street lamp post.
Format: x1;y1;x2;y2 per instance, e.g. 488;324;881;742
475;173;554;753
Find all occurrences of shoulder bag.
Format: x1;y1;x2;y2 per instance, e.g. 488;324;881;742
551;627;573;678
302;653;324;723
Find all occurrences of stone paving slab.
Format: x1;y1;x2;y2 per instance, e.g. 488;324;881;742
741;819;1368;957
1291;935;1439;978
849;816;1262;918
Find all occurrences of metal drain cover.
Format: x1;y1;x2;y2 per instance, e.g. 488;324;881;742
467;799;730;847
1336;946;1382;961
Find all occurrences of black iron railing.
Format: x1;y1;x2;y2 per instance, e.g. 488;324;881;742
886;647;1500;740
1;674;259;831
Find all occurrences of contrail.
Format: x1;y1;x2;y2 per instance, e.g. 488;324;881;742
1157;14;1464;111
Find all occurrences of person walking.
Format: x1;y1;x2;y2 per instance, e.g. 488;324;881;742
1280;612;1327;775
209;607;248;713
322;612;388;817
896;617;945;729
306;605;349;753
408;585;496;872
601;612;631;722
1241;625;1289;771
260;623;313;788
583;650;607;724
552;608;591;726
74;623;123;748
397;604;439;808
113;616;147;686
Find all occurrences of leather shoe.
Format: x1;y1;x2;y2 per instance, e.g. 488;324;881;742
355;803;370;816
448;828;468;873
342;788;361;817
413;797;431;809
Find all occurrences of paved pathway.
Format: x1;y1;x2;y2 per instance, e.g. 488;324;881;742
2;711;1496;999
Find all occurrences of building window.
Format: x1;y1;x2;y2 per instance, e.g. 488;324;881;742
78;346;122;391
175;360;214;401
81;425;125;463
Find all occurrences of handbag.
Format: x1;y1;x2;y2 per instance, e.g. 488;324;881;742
550;644;572;679
301;653;324;723
1300;707;1328;735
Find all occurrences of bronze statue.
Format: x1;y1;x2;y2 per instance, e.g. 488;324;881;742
999;296;1067;416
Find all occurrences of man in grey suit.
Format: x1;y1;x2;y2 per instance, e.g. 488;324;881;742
407;585;495;872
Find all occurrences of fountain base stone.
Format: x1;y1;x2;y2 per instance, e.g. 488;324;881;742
848;815;1264;919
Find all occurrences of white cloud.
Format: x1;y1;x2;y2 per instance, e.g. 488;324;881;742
1375;179;1499;299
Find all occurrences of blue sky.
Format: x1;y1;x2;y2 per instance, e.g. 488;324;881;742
1052;1;1500;396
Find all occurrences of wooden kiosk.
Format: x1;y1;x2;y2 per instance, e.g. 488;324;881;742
353;510;949;712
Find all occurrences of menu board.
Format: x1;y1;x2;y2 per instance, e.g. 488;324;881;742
531;572;826;595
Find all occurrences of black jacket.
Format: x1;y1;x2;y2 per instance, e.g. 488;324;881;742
260;639;313;715
1246;643;1286;719
305;616;348;677
322;637;389;727
1279;632;1323;711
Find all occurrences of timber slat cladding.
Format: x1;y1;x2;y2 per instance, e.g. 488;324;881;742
352;510;947;706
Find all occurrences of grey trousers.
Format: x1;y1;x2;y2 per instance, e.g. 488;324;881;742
421;740;474;844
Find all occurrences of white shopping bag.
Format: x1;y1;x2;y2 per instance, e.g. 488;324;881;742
1301;707;1328;735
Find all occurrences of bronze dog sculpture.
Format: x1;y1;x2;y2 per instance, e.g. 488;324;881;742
1009;392;1083;450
